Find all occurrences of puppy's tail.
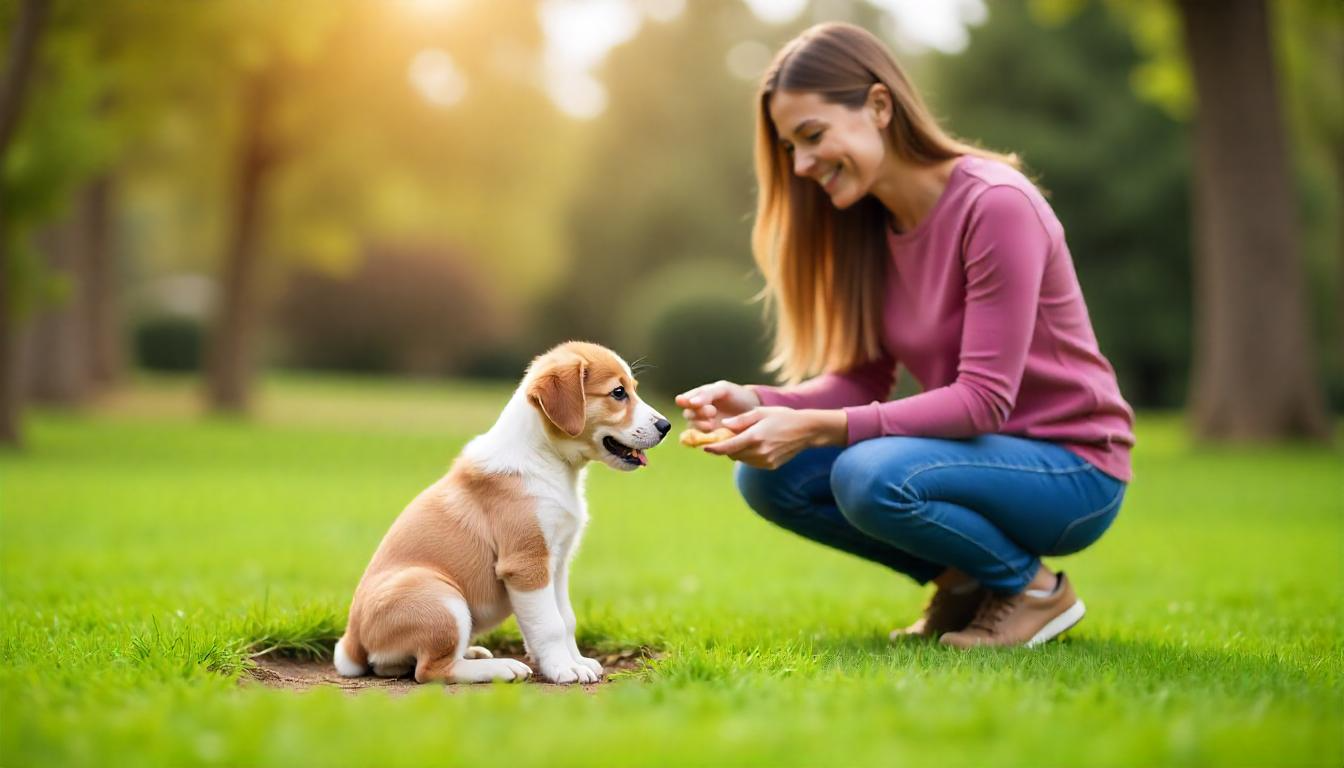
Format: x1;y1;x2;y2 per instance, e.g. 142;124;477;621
333;634;369;678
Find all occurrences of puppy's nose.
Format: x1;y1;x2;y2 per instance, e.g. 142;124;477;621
654;418;671;437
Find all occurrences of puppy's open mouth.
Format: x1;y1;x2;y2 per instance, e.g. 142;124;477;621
603;436;648;467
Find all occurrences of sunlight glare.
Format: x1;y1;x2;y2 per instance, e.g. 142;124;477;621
408;49;468;108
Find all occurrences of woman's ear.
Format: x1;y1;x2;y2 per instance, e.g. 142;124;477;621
867;83;892;130
529;357;588;437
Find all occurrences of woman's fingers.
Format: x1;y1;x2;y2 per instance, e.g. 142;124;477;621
674;386;710;408
703;423;758;456
675;381;730;408
721;409;764;431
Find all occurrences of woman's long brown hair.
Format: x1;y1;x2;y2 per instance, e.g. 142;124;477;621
754;22;1019;383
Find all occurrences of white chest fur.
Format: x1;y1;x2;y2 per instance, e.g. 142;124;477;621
525;468;589;566
462;385;592;566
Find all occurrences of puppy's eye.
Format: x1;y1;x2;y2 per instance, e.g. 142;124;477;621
610;386;627;401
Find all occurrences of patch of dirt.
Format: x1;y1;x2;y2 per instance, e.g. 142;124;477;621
242;646;658;695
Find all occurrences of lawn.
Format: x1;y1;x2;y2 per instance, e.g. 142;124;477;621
1;375;1340;767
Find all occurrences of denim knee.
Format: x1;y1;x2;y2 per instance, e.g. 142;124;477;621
735;462;805;523
830;441;919;534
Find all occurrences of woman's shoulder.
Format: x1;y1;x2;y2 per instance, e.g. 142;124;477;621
956;155;1040;198
954;155;1054;223
950;156;1060;242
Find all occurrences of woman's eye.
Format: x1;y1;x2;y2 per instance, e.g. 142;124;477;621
611;387;627;401
806;131;823;143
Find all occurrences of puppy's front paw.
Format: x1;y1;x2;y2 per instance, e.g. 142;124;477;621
577;656;604;677
541;658;599;684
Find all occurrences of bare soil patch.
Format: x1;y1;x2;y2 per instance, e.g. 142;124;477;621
243;646;657;695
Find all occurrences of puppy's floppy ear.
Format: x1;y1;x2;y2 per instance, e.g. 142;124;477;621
528;357;587;437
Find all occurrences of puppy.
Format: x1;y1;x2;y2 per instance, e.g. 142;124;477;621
333;341;670;684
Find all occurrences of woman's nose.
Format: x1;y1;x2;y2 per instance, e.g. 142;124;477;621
792;150;815;177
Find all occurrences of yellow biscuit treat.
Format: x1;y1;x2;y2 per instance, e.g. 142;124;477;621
679;427;736;447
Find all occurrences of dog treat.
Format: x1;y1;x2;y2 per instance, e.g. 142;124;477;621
679;427;736;447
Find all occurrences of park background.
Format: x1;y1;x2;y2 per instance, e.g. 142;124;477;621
1;0;1341;766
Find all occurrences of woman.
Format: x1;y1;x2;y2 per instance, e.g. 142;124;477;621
676;22;1134;648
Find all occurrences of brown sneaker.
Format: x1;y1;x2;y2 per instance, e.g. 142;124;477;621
890;583;988;640
939;572;1086;649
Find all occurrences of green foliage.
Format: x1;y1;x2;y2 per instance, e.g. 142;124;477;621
1;0;119;316
643;296;769;397
537;3;779;346
0;377;1340;766
1030;0;1344;409
928;3;1192;407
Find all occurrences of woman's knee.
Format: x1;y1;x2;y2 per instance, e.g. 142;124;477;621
829;439;922;531
734;461;814;523
735;462;788;521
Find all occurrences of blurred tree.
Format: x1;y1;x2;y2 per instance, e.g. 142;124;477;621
1033;0;1337;438
925;1;1192;409
536;1;774;355
101;0;577;411
0;0;115;443
1177;0;1330;440
0;0;45;446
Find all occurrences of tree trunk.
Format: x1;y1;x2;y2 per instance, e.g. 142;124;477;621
84;173;122;388
1178;0;1330;441
206;71;280;414
19;177;117;403
0;0;50;447
23;205;93;404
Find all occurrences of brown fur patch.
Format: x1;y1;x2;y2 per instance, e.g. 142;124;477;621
528;353;587;437
342;461;552;672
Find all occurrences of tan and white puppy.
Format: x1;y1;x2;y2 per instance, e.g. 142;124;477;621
333;341;669;684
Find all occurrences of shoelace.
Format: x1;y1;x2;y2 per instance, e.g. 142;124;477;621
966;593;1021;634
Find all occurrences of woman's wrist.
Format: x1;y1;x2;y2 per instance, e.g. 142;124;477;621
742;384;766;409
805;409;848;447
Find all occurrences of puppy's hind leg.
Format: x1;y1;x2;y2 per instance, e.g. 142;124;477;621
414;596;531;684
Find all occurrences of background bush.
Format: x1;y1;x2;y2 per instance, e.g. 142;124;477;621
274;243;507;376
642;296;769;398
134;316;204;372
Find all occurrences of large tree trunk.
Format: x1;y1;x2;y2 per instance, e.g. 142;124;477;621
206;71;280;414
0;0;50;447
1178;0;1331;441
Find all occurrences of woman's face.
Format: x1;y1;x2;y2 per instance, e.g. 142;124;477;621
769;87;890;209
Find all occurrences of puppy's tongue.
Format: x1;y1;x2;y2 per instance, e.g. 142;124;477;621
634;449;648;466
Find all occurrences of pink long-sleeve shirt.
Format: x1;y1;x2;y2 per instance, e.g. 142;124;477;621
753;155;1135;481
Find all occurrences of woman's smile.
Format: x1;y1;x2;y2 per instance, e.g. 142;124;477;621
820;163;841;192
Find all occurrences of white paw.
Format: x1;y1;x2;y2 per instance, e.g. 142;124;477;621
463;645;493;659
450;657;532;684
540;658;599;684
576;655;604;677
497;658;533;681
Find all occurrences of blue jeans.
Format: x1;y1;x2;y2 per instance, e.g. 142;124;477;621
734;435;1126;593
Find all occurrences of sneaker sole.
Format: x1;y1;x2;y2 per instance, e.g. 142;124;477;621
1025;599;1085;647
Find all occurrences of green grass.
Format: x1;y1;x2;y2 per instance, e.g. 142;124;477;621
2;374;1341;767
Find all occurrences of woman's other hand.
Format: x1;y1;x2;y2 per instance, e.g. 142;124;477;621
675;380;762;431
702;408;847;469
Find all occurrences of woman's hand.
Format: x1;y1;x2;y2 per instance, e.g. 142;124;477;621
703;407;847;469
675;380;762;431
